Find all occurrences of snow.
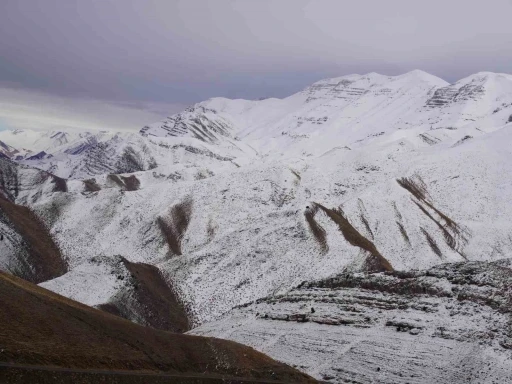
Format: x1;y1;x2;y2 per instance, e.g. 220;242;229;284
40;259;125;307
189;260;512;383
2;70;512;383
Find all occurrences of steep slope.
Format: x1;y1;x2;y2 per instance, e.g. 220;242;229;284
0;140;21;158
40;255;190;333
0;271;315;383
0;158;67;283
0;198;67;283
141;105;237;144
424;72;512;127
0;157;67;203
144;71;512;159
32;133;159;178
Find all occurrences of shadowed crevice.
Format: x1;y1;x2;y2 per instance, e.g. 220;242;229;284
107;174;141;191
396;221;411;246
83;178;101;192
420;227;443;258
120;175;141;191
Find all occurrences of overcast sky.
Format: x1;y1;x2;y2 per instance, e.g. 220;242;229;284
1;0;512;132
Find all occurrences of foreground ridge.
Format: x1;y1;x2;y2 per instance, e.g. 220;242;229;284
0;272;315;383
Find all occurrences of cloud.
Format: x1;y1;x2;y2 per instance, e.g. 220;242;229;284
0;0;511;106
0;87;185;132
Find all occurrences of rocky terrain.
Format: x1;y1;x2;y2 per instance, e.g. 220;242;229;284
192;260;512;383
1;70;512;382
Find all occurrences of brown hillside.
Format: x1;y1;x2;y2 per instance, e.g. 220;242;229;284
0;272;315;383
0;197;67;283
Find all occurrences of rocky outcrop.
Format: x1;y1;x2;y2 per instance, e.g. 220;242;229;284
192;259;512;383
140;106;235;144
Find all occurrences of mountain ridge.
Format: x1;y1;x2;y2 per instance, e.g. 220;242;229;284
1;69;512;383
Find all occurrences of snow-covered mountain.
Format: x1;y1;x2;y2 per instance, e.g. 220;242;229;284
0;129;97;157
0;127;251;180
1;70;512;383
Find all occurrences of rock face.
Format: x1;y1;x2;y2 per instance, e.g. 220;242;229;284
97;257;190;332
141;105;236;144
191;260;512;383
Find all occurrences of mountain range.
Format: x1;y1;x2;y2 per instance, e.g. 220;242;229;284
1;70;512;383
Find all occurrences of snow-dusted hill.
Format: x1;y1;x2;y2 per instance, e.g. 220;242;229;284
191;259;512;383
0;128;251;179
1;70;512;383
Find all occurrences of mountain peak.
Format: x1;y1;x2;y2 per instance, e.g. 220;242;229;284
398;69;448;85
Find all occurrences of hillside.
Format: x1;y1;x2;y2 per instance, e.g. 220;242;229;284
191;259;512;383
1;70;512;382
0;271;315;383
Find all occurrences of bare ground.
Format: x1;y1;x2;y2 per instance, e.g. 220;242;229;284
0;272;315;383
0;196;67;283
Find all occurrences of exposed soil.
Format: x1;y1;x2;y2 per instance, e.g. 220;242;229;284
0;196;67;283
120;175;141;191
420;227;443;258
396;176;429;201
314;203;393;272
98;258;190;333
395;221;411;245
83;179;101;192
397;176;469;257
107;174;125;188
304;205;328;255
359;213;374;240
0;272;315;383
158;198;193;256
106;174;141;191
52;175;68;193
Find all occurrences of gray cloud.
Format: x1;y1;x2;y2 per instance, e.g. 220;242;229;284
1;0;512;131
0;87;184;132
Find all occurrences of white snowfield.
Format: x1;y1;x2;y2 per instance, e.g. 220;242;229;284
1;70;512;383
